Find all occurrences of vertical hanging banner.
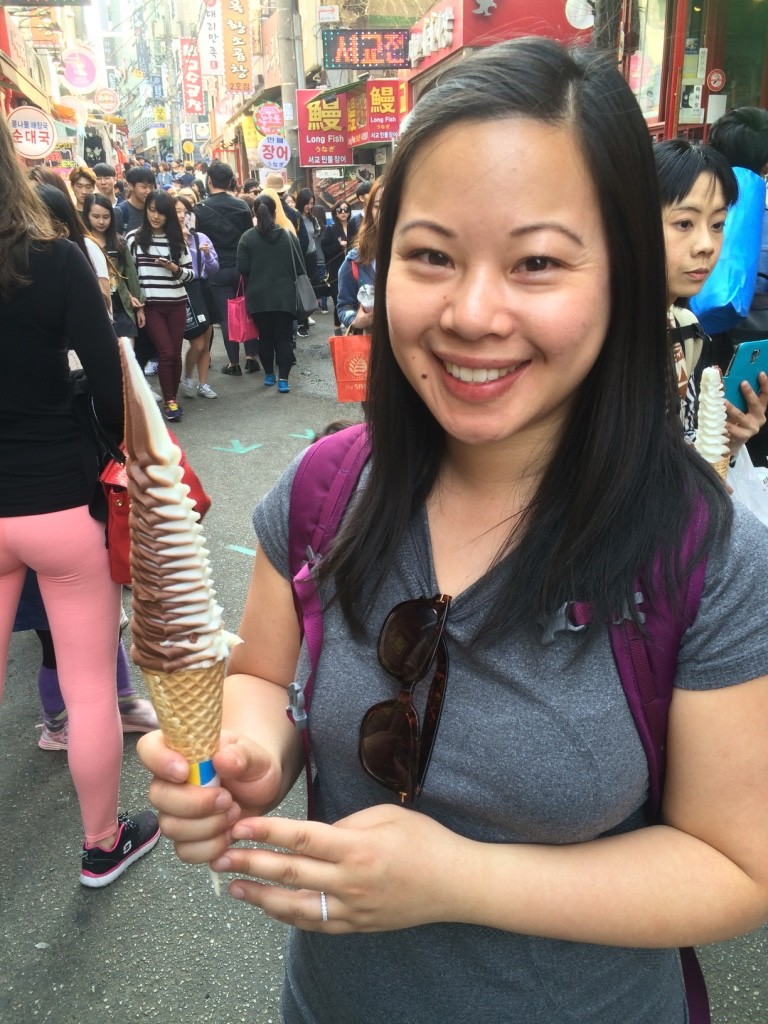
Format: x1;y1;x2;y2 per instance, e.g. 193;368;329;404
180;39;205;116
198;0;224;77
222;0;253;93
297;88;353;168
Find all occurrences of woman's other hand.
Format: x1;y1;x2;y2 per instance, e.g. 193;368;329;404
726;371;768;455
210;803;469;932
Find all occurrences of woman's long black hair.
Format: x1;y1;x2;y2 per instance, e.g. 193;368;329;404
134;189;186;262
34;184;89;260
320;36;730;638
254;193;277;236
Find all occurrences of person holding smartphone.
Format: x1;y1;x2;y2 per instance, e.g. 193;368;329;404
126;190;194;421
654;139;768;456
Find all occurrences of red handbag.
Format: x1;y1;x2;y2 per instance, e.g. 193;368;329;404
99;429;211;586
227;276;259;343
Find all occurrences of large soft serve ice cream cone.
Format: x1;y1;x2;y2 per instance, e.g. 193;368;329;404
117;338;240;783
694;366;730;482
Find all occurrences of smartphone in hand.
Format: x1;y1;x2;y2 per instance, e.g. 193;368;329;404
723;341;768;412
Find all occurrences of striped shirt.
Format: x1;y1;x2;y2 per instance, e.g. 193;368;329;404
125;231;193;303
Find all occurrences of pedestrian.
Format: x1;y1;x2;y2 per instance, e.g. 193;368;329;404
236;192;306;393
336;177;382;332
0;114;160;886
126;189;194;421
36;184;112;314
68;164;96;216
92;162;125;233
117;165;156;233
13;569;159;750
140;37;768;1022
193;160;260;376
176;194;219;400
296;189;323;329
320;200;351;327
653;139;768;451
83;192;145;342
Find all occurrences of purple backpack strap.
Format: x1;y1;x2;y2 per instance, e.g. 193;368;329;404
286;424;371;817
572;494;710;1023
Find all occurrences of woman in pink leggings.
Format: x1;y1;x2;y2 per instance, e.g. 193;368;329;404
0;116;160;887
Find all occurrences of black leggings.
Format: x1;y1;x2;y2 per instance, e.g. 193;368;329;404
253;311;295;379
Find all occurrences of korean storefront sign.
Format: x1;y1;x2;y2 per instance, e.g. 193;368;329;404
346;80;408;147
180;39;205;117
254;102;283;136
7;106;57;159
198;0;223;77
322;29;410;70
297;88;353;168
261;13;281;91
61;46;99;94
222;0;253;93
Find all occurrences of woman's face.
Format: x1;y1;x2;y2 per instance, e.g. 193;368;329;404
335;204;350;224
371;190;383;222
175;201;188;227
88;204;112;236
662;172;727;304
386;118;611;452
146;202;167;231
301;196;314;216
284;194;296;208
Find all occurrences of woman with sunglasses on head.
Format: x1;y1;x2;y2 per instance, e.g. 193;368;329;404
126;189;194;421
320;200;351;327
140;39;768;1024
83;192;146;342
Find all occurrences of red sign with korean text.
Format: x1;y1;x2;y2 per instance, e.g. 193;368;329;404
297;88;353;168
261;13;281;91
254;102;283;136
180;38;205;117
347;79;407;147
406;0;592;78
222;0;253;93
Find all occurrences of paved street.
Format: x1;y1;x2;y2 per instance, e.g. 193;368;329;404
1;324;766;1023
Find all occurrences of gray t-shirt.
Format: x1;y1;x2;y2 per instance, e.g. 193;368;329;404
253;454;768;1024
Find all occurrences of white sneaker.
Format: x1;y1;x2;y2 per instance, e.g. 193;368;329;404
181;376;197;398
307;317;316;326
144;360;158;377
150;389;163;403
197;383;217;399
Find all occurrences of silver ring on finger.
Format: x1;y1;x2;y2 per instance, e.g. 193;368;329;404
320;891;329;923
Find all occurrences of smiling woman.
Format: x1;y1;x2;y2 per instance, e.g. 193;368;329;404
138;36;768;1024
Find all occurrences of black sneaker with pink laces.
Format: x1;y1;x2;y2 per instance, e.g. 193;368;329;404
80;810;161;888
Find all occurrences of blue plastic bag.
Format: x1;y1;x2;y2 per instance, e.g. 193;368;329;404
690;167;767;333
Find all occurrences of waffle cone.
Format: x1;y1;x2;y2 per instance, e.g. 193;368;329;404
713;456;730;482
141;662;225;763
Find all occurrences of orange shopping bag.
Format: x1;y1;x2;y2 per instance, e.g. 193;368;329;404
328;333;371;403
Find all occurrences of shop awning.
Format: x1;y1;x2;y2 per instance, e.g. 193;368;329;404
0;54;51;114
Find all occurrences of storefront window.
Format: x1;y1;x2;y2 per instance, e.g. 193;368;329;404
722;0;768;109
627;0;668;121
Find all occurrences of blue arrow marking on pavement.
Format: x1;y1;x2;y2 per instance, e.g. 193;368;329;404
227;545;257;557
289;429;316;440
213;440;263;453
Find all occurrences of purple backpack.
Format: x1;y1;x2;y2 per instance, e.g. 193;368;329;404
287;423;710;1023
